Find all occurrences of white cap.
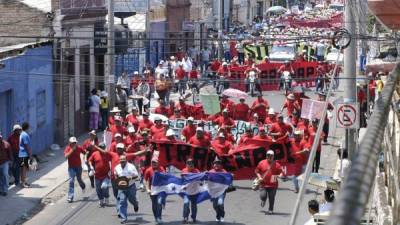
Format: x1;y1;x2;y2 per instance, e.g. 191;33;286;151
266;150;275;155
196;127;203;132
116;143;125;149
268;108;275;115
222;108;228;113
100;91;108;97
114;133;122;138
134;71;139;75
294;130;303;135
188;117;194;121
69;137;77;143
170;56;175;60
159;60;164;64
253;113;259;117
89;130;96;135
218;133;225;138
222;62;228;66
287;94;295;100
13;124;22;131
128;126;135;133
166;129;175;137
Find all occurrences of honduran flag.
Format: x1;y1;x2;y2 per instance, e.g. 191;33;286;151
151;172;233;203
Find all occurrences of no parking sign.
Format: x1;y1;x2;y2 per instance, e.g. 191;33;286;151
336;103;360;129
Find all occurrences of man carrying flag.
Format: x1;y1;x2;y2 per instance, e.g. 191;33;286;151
144;157;165;224
181;158;200;224
209;158;227;222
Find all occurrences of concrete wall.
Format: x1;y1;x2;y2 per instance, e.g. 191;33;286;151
0;45;54;154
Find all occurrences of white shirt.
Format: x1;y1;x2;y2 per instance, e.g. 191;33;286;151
303;217;316;225
114;163;139;186
89;95;101;113
319;202;333;213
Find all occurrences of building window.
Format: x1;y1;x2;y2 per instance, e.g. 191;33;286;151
36;90;46;127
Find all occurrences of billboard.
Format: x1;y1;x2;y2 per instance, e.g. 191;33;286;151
114;0;148;13
60;0;106;16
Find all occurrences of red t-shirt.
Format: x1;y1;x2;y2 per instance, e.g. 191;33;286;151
210;61;221;72
182;125;196;142
217;67;230;77
89;151;111;180
283;100;301;117
126;114;139;131
7;133;20;154
189;70;199;79
269;122;293;139
181;167;200;174
308;126;323;152
255;160;282;189
175;68;186;80
211;140;233;155
251;98;269;119
188;136;211;148
144;166;166;186
81;138;99;158
358;89;366;103
214;116;235;128
154;106;169;115
233;103;250;121
290;138;309;166
110;125;127;138
138;119;154;132
150;124;165;138
209;168;227;173
64;145;85;168
265;116;277;125
238;134;253;145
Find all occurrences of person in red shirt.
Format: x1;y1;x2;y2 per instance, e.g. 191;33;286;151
108;107;122;127
181;158;200;223
125;126;142;153
265;108;277;126
125;107;139;132
188;66;200;93
238;128;253;145
150;117;166;138
175;64;187;96
269;115;293;141
64;137;86;202
209;158;227;222
289;130;309;193
89;143;111;207
176;97;190;118
170;108;186;120
253;127;270;141
255;150;283;214
251;93;269;122
217;62;231;78
294;88;310;109
211;133;233;155
214;109;235;131
289;111;301;128
297;118;310;137
181;117;197;142
154;99;169;116
250;113;263;127
233;98;249;121
110;116;128;139
317;92;334;143
196;122;212;141
138;112;154;132
209;58;222;87
0;133;12;195
109;133;125;153
7;124;21;185
308;119;324;173
220;95;234;116
144;159;166;223
281;93;301;118
167;100;176;117
82;130;99;188
188;128;211;148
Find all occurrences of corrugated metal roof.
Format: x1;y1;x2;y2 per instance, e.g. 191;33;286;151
18;0;51;13
0;41;49;54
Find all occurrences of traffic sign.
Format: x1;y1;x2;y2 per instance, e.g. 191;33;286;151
336;103;359;128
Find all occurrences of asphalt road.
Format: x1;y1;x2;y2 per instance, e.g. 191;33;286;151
24;89;340;225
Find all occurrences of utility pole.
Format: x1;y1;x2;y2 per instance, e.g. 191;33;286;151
218;0;224;60
145;0;150;64
106;0;115;106
344;0;357;158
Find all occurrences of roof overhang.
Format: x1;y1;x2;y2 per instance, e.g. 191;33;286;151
368;0;400;30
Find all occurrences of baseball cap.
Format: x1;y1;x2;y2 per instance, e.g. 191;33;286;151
268;108;275;115
218;133;225;138
13;124;22;131
114;115;122;121
166;129;175;137
143;111;150;116
69;137;77;143
266;150;275;155
294;130;303;135
114;133;122;138
287;93;295;100
188;117;194;121
222;108;228;113
89;130;96;135
98;143;106;149
116;143;125;149
154;116;162;121
196;127;203;132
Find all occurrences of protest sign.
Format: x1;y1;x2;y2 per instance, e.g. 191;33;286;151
199;94;220;115
301;98;325;120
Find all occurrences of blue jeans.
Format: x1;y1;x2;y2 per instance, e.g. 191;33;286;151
293;165;306;191
118;184;139;220
150;194;163;220
68;167;86;200
183;194;198;220
100;108;109;130
95;178;110;200
12;152;20;185
0;161;9;193
212;193;225;220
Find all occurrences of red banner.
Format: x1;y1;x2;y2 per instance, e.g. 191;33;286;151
150;139;293;180
229;61;318;91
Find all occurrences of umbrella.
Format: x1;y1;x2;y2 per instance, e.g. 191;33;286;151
148;113;169;122
266;6;287;13
298;173;340;190
222;88;248;99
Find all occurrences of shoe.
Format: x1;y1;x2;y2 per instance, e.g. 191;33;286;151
99;199;104;207
192;218;197;223
67;198;73;203
104;198;109;205
118;214;122;219
261;200;265;207
183;218;188;224
294;189;299;193
134;204;139;212
215;218;220;222
267;210;273;215
220;217;224;222
21;183;30;188
120;219;127;224
139;184;144;190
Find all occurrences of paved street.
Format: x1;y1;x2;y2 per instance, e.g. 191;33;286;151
23;90;340;225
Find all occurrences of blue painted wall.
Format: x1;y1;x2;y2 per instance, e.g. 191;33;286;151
149;21;166;67
0;45;54;154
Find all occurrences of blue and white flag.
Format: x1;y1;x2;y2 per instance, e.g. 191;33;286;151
151;172;233;204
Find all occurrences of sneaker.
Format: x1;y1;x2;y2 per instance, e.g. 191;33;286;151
120;219;127;224
104;198;109;205
99;199;104;207
182;218;188;224
192;218;197;223
215;218;220;222
21;183;30;188
220;217;224;222
139;184;144;190
67;198;73;203
267;210;273;215
261;200;265;207
134;204;139;212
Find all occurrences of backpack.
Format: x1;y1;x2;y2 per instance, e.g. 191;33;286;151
85;96;93;110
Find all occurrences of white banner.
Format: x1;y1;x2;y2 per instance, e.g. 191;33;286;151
301;98;325;120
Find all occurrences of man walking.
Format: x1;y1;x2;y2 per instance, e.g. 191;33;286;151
114;155;139;224
7;124;21;185
64;137;86;202
89;143;111;207
255;150;283;215
181;158;200;223
0;133;13;196
19;122;33;188
89;88;101;131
